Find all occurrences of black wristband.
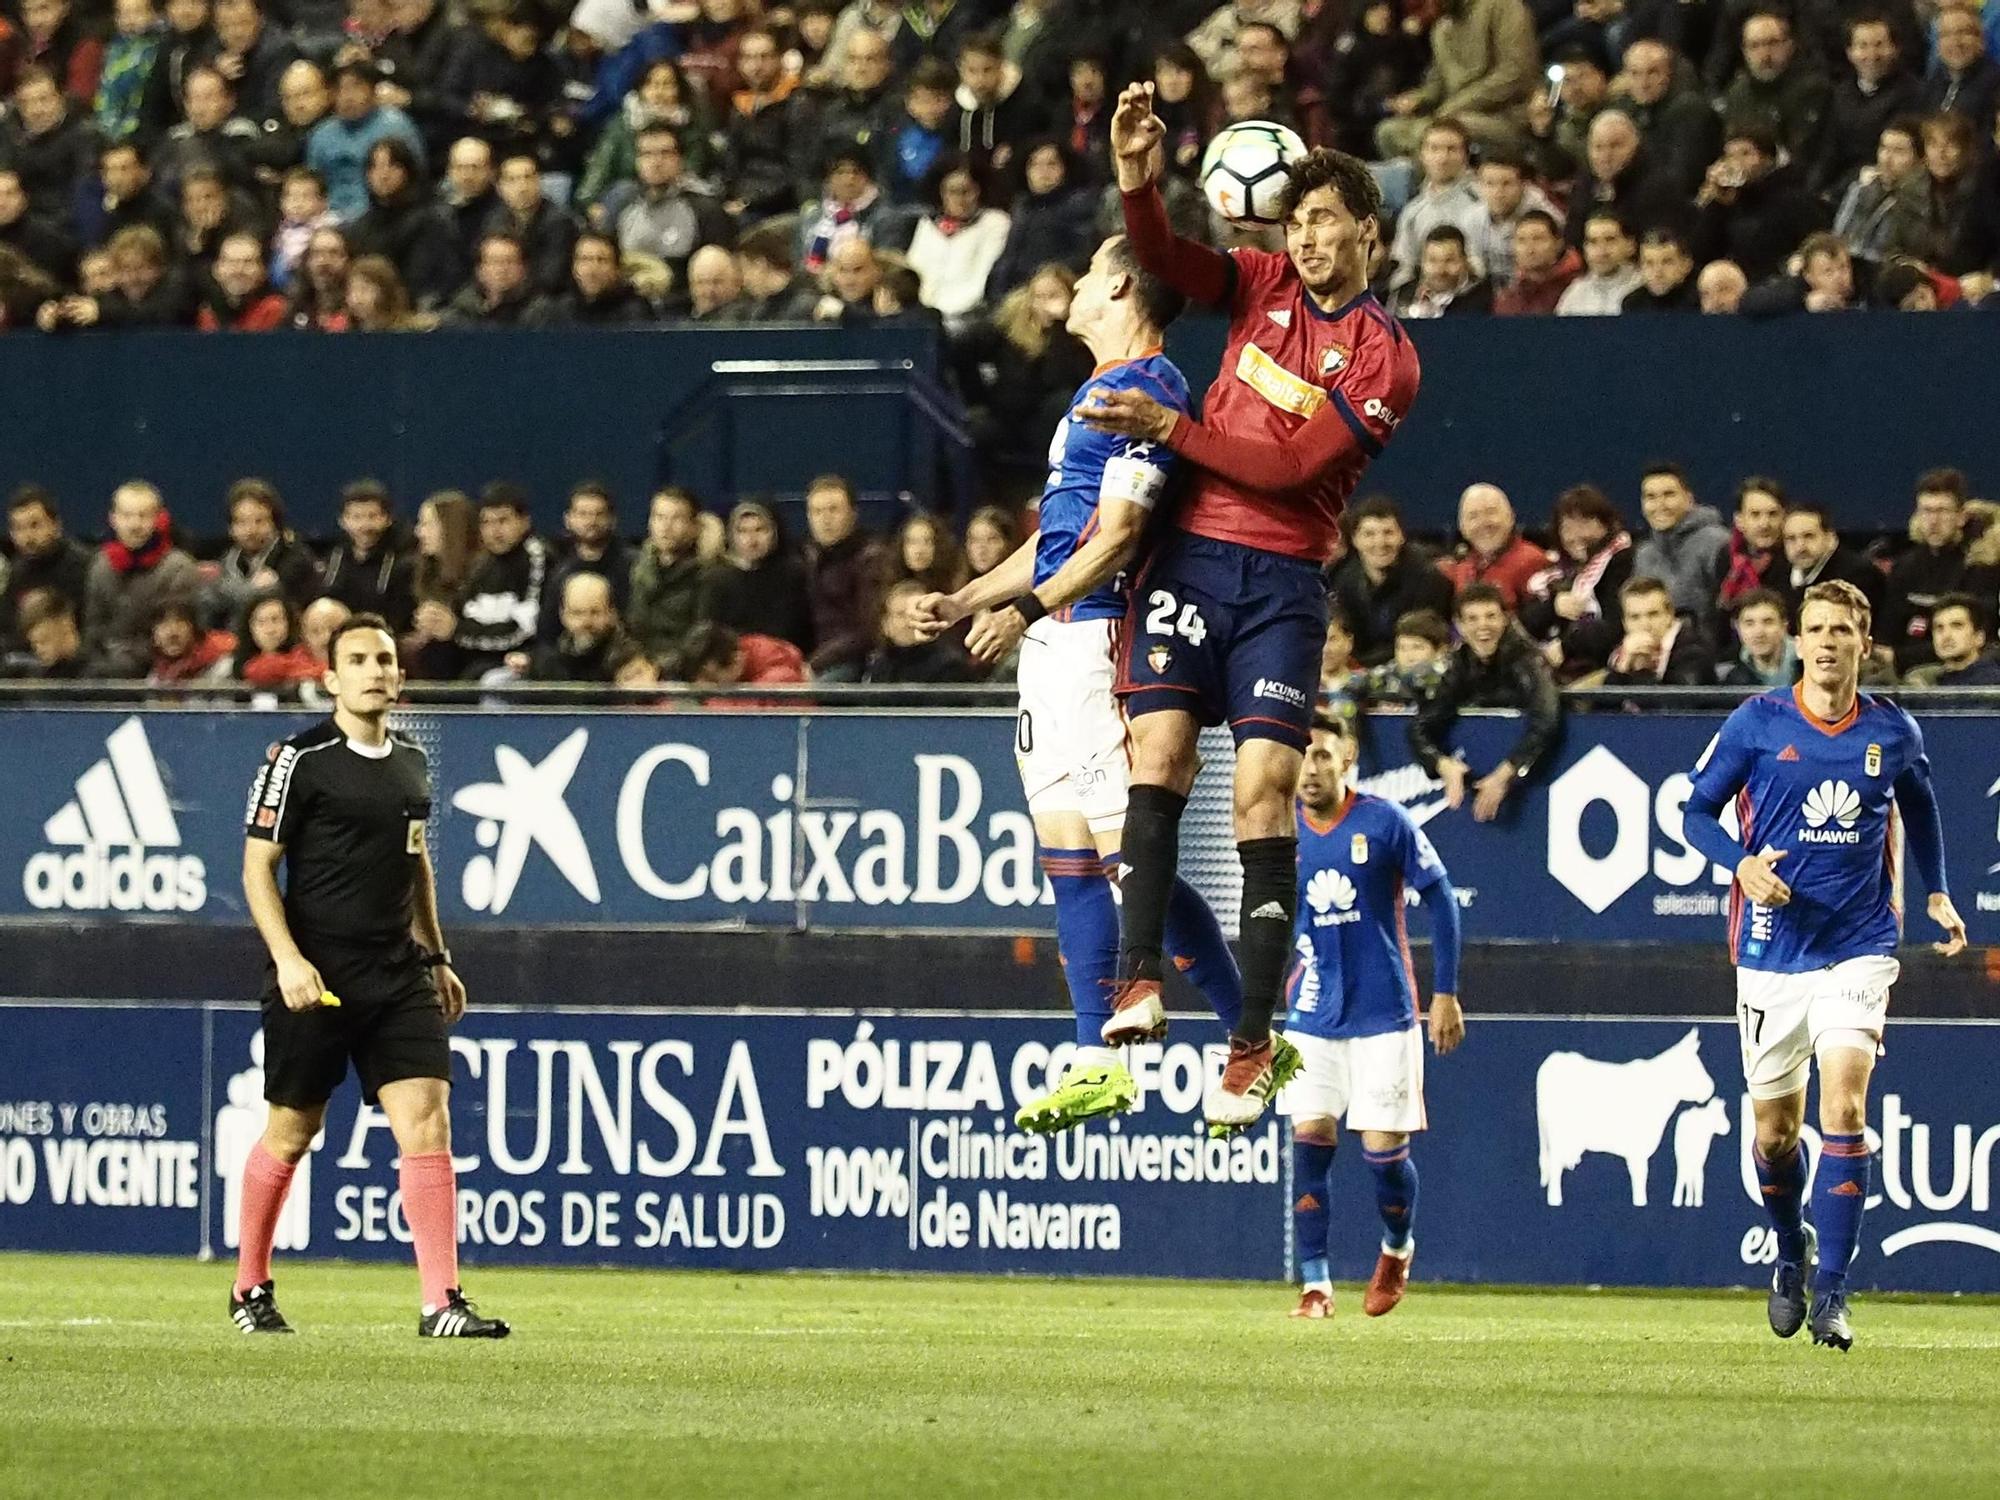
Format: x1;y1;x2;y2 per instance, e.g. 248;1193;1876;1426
1008;594;1048;626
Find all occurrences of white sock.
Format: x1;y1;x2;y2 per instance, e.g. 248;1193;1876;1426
1381;1236;1415;1261
1071;1045;1118;1071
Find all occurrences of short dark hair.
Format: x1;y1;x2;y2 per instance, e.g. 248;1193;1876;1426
1274;147;1383;232
634;121;683;151
1722;120;1780;158
99;139;143;168
1348;495;1405;528
1735;475;1786;508
682;621;740;673
1394;608;1450;648
820;142;875;180
1552;483;1620;533
17;587;76;633
568;480;615;511
737;221;795;272
1310;711;1356;739
1846;11;1895;40
227;477;286;528
1515;208;1561;238
1455;581;1508;616
1102;233;1187;329
152;598;201;632
807;473;854;504
1732;586;1786;618
1422;224;1468;252
1640;226;1690;255
330;56;380;87
1784;499;1834;530
907;58;956;96
327;610;396;659
651;484;699;518
957;28;1004;61
1238;20;1288;49
1641;460;1689;486
1477;148;1526;175
1619;573;1673;605
340;479;391;513
1930;591;1989;635
1916;467;1966;502
1584;207;1632;237
1882;114;1924;147
479;231;526;261
1422;116;1471;149
7;484;58;522
1797;230;1847;267
479;482;531;516
1327;596;1356;635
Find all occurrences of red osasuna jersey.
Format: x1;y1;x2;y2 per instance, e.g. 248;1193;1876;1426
1177;249;1421;564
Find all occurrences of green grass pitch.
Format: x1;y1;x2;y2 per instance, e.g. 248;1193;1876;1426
3;1254;1998;1499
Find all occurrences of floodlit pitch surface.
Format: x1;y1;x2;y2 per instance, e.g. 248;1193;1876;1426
3;1255;1997;1499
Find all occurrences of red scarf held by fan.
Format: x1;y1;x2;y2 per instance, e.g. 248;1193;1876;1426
103;509;175;574
1718;526;1771;608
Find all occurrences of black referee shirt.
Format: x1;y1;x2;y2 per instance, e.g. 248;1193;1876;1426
244;720;433;947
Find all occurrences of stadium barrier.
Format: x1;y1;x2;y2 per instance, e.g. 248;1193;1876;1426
3;706;1997;944
1;1001;1995;1292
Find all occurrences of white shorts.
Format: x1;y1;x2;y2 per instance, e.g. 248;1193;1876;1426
1014;616;1130;835
1278;1027;1427;1134
1735;954;1899;1100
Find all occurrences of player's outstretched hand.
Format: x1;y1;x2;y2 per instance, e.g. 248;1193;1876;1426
436;964;468;1025
1428;993;1464;1055
1929;892;1968;957
966;606;1027;663
910;591;961;641
1735;847;1791;906
1077;386;1174;443
276;953;329;1013
1110;82;1163;163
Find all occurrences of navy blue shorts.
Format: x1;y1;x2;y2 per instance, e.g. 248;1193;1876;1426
1116;531;1328;749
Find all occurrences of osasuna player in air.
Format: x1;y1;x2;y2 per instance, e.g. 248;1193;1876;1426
914;234;1249;1132
1683;580;1965;1350
1283;716;1463;1319
1081;83;1422;1133
234;613;509;1338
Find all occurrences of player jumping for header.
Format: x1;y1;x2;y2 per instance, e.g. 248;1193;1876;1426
913;234;1252;1133
1081;82;1422;1134
1683;580;1965;1351
1283;715;1463;1319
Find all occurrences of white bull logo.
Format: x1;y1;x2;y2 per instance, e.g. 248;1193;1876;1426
1536;1029;1715;1207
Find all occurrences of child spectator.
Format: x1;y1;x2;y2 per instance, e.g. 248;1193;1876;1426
1719;587;1797;686
233;587;321;689
95;0;162;142
879;58;955;205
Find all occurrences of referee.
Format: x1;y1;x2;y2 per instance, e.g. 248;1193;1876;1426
230;613;509;1338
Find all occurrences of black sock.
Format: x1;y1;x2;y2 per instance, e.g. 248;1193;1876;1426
1117;783;1187;983
1234;836;1298;1043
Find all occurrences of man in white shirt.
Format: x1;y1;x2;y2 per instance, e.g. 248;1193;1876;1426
1555;207;1641;314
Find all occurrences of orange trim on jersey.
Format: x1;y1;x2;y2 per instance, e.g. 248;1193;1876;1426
1394;876;1421;1023
1092;346;1164;377
1728;787;1755;963
1300;790;1355;836
1885;800;1902;930
1792;682;1860;737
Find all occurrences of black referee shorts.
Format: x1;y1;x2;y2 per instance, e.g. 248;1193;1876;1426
259;936;453;1109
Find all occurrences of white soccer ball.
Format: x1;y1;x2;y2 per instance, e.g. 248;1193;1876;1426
1199;120;1309;227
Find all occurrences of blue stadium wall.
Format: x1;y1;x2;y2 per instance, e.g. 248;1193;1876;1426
2;706;1997;1290
3;316;1995;535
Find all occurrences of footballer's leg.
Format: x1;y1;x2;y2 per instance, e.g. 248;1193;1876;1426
1290;1114;1338;1319
1359;1132;1417;1316
1741;969;1817;1337
1807;1041;1877;1352
1104;708;1200;1045
230;1099;323;1334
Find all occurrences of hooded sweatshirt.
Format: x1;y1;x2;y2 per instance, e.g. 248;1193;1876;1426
1633;503;1731;620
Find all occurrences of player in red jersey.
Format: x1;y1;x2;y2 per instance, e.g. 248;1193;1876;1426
1080;83;1422;1134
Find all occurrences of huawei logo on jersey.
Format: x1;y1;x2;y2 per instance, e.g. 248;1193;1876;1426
1799;779;1863;844
1307;868;1359;926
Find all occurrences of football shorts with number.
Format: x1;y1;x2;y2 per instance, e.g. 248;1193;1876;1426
259;936;452;1108
1116;529;1327;749
1015;617;1132;835
1737;955;1897;1099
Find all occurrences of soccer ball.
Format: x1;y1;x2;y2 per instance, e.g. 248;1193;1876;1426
1199;120;1309;226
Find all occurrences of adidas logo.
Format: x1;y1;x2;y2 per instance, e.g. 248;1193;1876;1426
23;717;207;913
1267;310;1292;328
1777;745;1801;762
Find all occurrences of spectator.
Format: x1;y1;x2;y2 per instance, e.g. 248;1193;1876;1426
1442;482;1549;603
441;231;539;324
1696;257;1749;312
1362;608;1453;707
822;0;903;82
1375;0;1537;161
812;235;884;321
720;25;803;220
137;0;214;145
40;222;191;327
1719;586;1798;686
9;588;90;681
377;0;473;150
2;485;92;649
704;497;815;653
1833;116;1923;273
196;229;287;328
1903;594;2000;686
208;0;298;126
797;144;894;275
172;164;264;271
1492;208;1581;313
77;140;176;251
488;152;575;297
949;261;1090;493
579;59;720;217
1777;500;1886;623
892;509;965;594
627;485;710;659
905;155;1009;327
298;594;349;668
343;253;425;330
961;503;1019;581
1719;9;1829;161
1391;223;1493;316
6;67;97;222
1330;495;1454;666
1870;258;1944;309
1602;574;1718;685
1519;482;1632;678
436;136;498;268
864;576;978;682
1317;599;1363;720
453;482;549;677
1812;14;1920;199
734;221;820;319
1385;118;1485;292
247;60;331;190
22;0;103;106
349;137;463;307
1921;4;2000;132
1555;207;1640;314
319;478;415;631
1884;112;1981;271
1692;122;1825;283
984;138;1094;297
147;596;235;684
1741;229;1857;315
209;477;319;624
0;241;58;325
1467;151;1557;286
1053;50;1113;185
1608;38;1719;198
1879;468;2000;673
684;242;744;319
401;488;474;678
532;230;652;324
1186;0;1301;77
1566;109;1681;246
681;619;810;687
880;57;956;205
1522;40;1606;183
232;587;321;689
306;58;424;223
801;474;891;678
0;168;72;284
282;223;350;329
519;571;630;682
95;0;163;146
615;124;733;290
1410;582;1562;823
540;480;634;639
269;165;337;291
1621;226;1698;310
439;8;561;161
804;26;896;175
951;29;1037;182
1632;462;1730;623
1719;475;1787;610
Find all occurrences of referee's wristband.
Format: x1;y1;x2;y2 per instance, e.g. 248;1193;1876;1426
1007;593;1049;627
420;948;453;969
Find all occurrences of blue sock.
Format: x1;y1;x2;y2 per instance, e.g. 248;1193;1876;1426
1812;1133;1871;1295
1754;1140;1809;1265
1043;848;1118;1048
1364;1143;1418;1251
1164;873;1243;1032
1293;1136;1336;1285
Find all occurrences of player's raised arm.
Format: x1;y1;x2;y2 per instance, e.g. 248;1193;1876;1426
1890;729;1966;955
1683;713;1792;906
1112;82;1234;308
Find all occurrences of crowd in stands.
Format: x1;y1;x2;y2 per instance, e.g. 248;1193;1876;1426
2;0;1997;347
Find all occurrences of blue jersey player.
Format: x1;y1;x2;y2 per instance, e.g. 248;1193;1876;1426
1683;580;1965;1351
1280;714;1463;1319
913;235;1248;1133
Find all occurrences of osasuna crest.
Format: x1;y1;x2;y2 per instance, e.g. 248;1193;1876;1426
1865;742;1882;777
1320;344;1350;375
1147;643;1172;675
1351;834;1369;864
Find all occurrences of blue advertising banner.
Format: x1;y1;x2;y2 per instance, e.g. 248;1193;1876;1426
3;1001;1996;1293
0;707;1995;944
